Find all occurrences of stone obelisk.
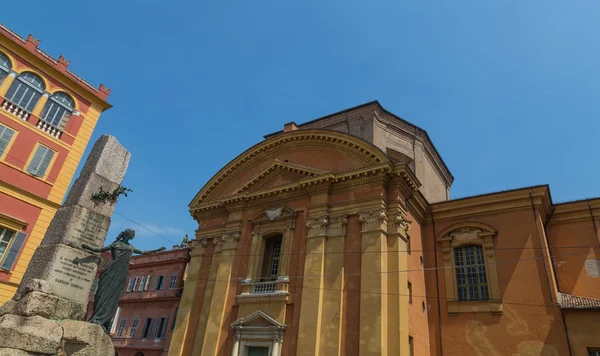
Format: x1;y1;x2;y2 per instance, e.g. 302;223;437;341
0;135;130;356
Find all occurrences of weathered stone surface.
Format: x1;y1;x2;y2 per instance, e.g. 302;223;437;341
12;292;86;320
43;206;111;250
63;173;121;218
0;300;16;317
15;244;97;303
78;135;130;185
0;348;46;355
22;279;52;295
60;321;115;356
0;315;61;354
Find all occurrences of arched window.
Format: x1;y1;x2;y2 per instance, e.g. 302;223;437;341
5;72;45;113
0;52;11;85
41;92;74;129
454;245;489;301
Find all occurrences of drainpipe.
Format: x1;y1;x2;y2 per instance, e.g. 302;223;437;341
431;213;444;356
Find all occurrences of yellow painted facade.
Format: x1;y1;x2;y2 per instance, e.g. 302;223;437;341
0;24;110;304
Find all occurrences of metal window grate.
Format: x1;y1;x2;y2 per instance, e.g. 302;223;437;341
454;245;489;301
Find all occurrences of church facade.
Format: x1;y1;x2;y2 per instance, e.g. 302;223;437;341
170;101;599;356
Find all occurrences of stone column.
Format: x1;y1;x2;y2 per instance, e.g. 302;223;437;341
168;239;208;356
319;215;347;356
358;209;388;356
200;231;240;356
0;135;130;356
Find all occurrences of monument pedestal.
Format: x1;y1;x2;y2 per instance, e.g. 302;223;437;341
0;135;130;356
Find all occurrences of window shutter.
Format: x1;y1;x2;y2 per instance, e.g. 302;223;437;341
138;276;146;291
126;277;134;292
57;111;71;131
144;275;151;291
159;276;165;290
109;307;121;334
1;232;26;270
161;318;168;338
27;146;54;177
153;276;159;290
0;125;15;156
133;276;139;291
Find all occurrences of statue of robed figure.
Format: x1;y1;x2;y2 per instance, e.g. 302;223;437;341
81;229;165;333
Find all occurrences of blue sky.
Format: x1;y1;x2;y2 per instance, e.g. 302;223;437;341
3;1;599;250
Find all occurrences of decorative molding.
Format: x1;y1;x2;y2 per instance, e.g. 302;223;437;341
359;209;387;232
306;216;328;238
327;215;348;237
190;130;389;207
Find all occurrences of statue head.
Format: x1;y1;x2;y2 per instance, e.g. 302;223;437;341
116;229;135;242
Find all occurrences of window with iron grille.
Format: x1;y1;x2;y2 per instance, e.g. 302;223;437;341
454;245;489;301
0;52;10;85
5;72;44;113
41;92;74;129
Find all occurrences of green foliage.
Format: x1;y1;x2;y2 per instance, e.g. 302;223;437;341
91;185;133;204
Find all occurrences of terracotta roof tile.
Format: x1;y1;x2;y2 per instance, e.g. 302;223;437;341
558;293;600;310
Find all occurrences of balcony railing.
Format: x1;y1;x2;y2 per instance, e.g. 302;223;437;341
252;279;277;294
1;98;64;140
239;277;290;297
1;99;30;121
36;119;63;139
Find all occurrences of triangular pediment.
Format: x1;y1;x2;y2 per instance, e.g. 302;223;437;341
229;160;328;196
231;310;285;328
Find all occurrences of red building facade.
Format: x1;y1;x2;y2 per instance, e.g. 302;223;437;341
87;247;190;356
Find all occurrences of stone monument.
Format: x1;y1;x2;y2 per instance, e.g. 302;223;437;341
0;135;130;356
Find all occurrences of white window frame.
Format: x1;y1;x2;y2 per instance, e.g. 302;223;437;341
116;318;127;337
126;277;135;292
132;276;139;291
130;316;140;338
40;92;74;128
138;276;146;291
5;72;44;113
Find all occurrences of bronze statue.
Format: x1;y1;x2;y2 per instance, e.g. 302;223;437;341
82;229;165;333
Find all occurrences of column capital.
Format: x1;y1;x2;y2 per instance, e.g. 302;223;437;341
306;215;328;238
359;209;387;232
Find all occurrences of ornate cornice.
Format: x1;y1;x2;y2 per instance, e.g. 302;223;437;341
190;130;390;207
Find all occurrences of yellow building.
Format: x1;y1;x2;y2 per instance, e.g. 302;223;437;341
0;23;111;303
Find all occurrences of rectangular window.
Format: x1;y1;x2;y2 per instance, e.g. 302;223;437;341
144;274;151;291
248;347;269;356
588;349;600;356
169;273;178;289
130;317;139;337
116;318;127;337
408;281;412;304
455;245;489;301
138;276;146;292
409;336;414;356
26;145;54;178
0;125;15;158
260;235;282;281
142;318;153;338
154;275;165;290
407;234;411;254
0;228;26;271
172;308;178;330
132;276;139;291
126;277;135;292
155;317;168;339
